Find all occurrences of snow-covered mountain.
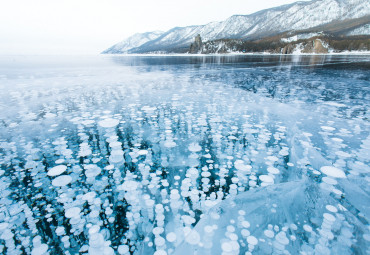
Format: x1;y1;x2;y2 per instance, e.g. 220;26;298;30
102;31;164;54
347;24;370;36
103;0;370;54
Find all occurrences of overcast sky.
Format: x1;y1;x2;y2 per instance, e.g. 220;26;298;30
0;0;311;55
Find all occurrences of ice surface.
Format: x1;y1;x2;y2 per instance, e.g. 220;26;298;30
0;55;369;255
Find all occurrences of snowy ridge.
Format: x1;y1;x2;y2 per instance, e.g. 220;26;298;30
103;0;370;54
347;24;370;36
281;33;323;43
102;31;164;54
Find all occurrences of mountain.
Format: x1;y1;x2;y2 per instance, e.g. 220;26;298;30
101;31;164;54
103;0;370;54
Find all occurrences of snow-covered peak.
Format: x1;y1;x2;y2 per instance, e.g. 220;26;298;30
103;0;370;54
102;31;164;54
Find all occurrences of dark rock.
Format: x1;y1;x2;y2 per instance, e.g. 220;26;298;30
282;44;295;54
189;34;203;53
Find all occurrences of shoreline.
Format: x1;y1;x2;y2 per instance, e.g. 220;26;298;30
104;51;370;57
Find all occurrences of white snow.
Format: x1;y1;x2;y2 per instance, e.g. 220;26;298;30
347;24;370;36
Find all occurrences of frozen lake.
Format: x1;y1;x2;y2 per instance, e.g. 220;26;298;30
0;55;369;254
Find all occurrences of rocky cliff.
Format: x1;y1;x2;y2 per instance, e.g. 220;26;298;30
189;35;203;53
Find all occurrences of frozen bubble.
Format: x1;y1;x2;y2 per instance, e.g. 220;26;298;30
290;224;297;231
145;199;155;207
229;233;238;241
1;229;14;240
98;118;119;128
325;205;338;213
0;223;9;230
321;126;335;132
65;207;81;219
332;188;343;196
120;180;139;191
52;175;72;187
259;175;274;183
303;224;312;232
264;230;275;238
166;232;177;242
221;242;233;252
153;250;167;255
319;229;334;239
279;150;289;156
322;177;337;185
47;165;67;176
31;244;48;255
363;234;370;242
118;245;129;254
164;140;176;148
267;167;280;175
332;137;343;142
138;150;148;155
88;225;100;235
320;166;346;178
55;227;65;236
61;236;69;242
185;230;201;245
234;160;251;171
241;229;250;237
227;225;235;232
82;191;96;201
182;215;195;225
266;156;279;162
153;227;164;235
110;150;124;163
188;143;201;152
275;231;289;245
103;247;114;255
105;165;114;170
154;236;165;246
170;191;180;200
323;213;336;222
81;119;95;126
335;151;351;158
109;141;122;148
247;235;258;245
85;165;101;178
55;159;64;164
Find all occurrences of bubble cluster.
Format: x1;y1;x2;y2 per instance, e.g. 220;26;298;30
0;55;368;254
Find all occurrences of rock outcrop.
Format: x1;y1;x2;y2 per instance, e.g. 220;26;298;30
282;44;295;54
302;39;329;53
189;35;203;53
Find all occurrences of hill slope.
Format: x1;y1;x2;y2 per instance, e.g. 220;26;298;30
103;0;370;54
